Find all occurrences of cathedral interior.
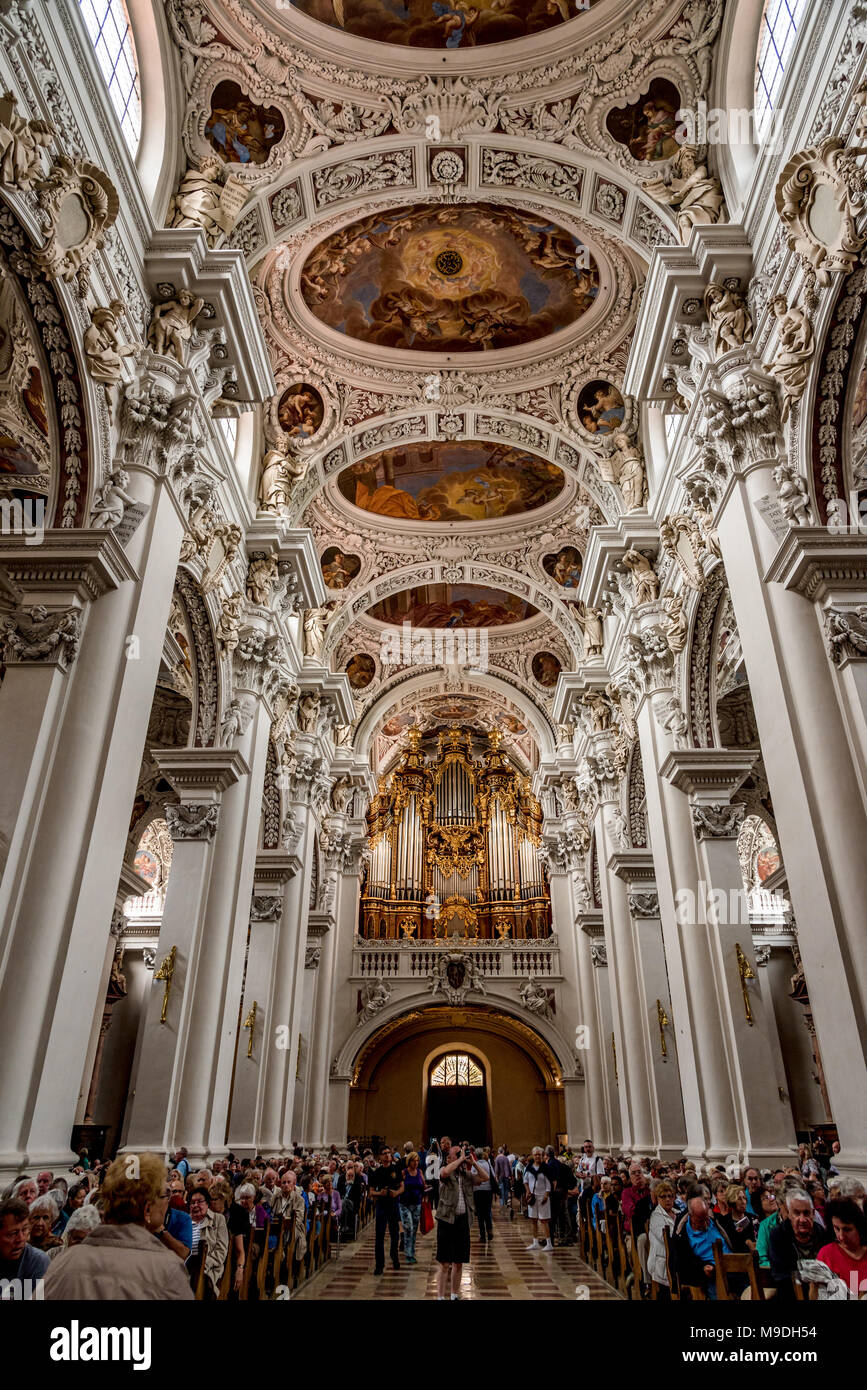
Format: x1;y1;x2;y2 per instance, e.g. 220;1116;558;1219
0;0;867;1313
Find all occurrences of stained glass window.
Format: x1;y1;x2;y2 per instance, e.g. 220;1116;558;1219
755;0;808;135
79;0;141;152
430;1052;483;1086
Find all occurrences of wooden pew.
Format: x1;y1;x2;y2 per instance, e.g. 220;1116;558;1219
712;1239;762;1300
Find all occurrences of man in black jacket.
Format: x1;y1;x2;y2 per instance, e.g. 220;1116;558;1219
370;1146;404;1275
767;1190;824;1301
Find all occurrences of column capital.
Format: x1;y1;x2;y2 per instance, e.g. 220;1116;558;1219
660;748;755;803
153;747;249;801
250;894;283;922
164;803;220;842
627;890;660;918
690;803;746;839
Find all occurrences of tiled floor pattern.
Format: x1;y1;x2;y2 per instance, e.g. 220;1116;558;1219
293;1202;622;1301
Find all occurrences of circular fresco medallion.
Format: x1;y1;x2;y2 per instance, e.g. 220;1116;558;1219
575;380;625;437
605;79;682;163
320;546;362;589
532;651;562;688
277;383;324;439
346;652;376;689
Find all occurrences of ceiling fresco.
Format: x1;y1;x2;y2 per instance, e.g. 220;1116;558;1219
336;441;565;522
288;0;601;50
300;203;599;352
367;584;538;627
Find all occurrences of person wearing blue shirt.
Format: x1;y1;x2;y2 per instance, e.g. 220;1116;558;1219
674;1194;731;1299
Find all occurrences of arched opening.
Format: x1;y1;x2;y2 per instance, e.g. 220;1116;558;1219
426;1050;488;1146
348;1005;566;1153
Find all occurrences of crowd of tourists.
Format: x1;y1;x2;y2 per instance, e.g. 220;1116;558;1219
1;1135;864;1300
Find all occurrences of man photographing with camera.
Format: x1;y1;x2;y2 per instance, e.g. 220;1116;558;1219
434;1143;486;1300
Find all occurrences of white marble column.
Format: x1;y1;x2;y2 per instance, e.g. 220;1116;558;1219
609;851;688;1160
586;729;657;1155
662;751;795;1165
705;424;867;1175
225;886;288;1151
0;367;200;1176
545;860;590;1144
630;611;746;1163
257;768;319;1153
121;748;248;1157
304;825;364;1148
575;909;609;1148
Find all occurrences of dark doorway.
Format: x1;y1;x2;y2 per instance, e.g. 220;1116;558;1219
425;1051;489;1145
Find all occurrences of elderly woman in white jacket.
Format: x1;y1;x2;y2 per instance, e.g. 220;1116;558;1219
523;1147;553;1253
647;1180;677;1291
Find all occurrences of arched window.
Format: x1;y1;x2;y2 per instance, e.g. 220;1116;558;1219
755;0;809;134
79;0;141;152
430;1053;483;1087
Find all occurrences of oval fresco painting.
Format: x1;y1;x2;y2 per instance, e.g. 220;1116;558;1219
542;545;583;592
381;711;416;738
291;0;601;49
205;81;286;164
277;384;324;439
605;79;682;162
301;203;599;352
321;546;362;589
337;441;564;522
346;652;376;689
575;380;625;436
532;650;562;687
368;585;537;628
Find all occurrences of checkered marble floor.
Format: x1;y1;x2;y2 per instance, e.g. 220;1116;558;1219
292;1202;622;1301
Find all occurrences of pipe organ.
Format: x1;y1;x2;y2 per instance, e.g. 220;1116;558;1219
361;728;552;939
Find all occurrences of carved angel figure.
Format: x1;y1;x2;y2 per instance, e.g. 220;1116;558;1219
763;295;813;422
83;300;136;387
245;554;278;607
361;976;390;1019
170;157;236;242
90;467;136;529
257;450;297;517
220;697;252;745
704;283;753;356
659;695;689;749
298;691;321;733
643;144;725;243
1;604;79;664
0;92;54;188
773;461;812;526
622;548;660;605
519;976;552;1019
694;504;722;560
598;433;646;513
147;289;204;365
215;591;243;655
303;602;337;660
662;592;688;654
581;689;612;732
575;601;605;660
611;809;630;850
